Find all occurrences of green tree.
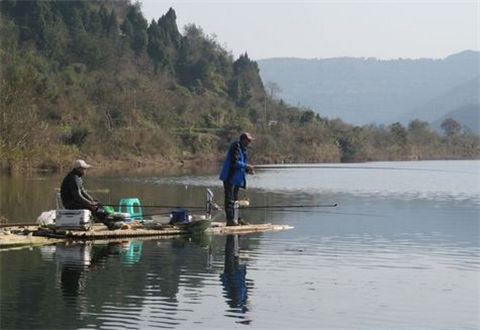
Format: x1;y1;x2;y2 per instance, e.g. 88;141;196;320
13;1;50;47
147;20;165;73
157;8;181;48
228;53;264;106
390;122;408;146
441;118;461;136
337;132;362;162
300;110;315;124
121;3;148;55
106;9;119;39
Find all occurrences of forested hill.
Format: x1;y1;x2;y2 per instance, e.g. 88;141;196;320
0;1;478;172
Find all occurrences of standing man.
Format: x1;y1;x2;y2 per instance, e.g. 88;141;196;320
219;133;254;226
60;159;98;212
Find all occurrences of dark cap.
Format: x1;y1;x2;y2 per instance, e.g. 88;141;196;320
240;132;254;142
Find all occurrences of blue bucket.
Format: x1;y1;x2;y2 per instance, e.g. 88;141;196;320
170;209;189;223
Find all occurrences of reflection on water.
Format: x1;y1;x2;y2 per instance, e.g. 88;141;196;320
55;242;143;303
0;234;258;329
0;160;479;328
221;235;251;323
57;244;91;299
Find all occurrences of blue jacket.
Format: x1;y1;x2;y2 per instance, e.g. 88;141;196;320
219;141;248;188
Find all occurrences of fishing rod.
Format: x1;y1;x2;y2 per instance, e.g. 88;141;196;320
257;208;334;214
254;164;326;169
245;203;338;209
106;204;206;210
105;203;337;210
55;187;110;194
140;212;172;217
263;208;385;218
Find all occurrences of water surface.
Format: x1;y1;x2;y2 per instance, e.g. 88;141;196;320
1;160;479;329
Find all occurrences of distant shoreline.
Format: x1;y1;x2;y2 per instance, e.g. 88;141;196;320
2;154;478;176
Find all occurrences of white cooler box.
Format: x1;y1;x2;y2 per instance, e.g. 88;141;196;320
56;209;93;230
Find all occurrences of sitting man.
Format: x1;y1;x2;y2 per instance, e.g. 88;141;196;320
60;159;118;229
60;159;97;211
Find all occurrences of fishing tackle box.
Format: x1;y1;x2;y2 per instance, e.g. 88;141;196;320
56;209;93;230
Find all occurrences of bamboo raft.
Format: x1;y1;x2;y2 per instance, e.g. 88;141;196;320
0;221;293;249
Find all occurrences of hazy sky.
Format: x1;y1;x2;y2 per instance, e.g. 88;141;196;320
139;0;479;60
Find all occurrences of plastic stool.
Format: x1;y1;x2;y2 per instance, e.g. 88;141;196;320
118;198;143;220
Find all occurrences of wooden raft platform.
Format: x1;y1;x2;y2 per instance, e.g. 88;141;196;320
46;222;293;239
209;222;294;235
0;222;293;249
0;225;62;249
0;234;64;249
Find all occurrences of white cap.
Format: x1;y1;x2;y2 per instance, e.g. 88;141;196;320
240;132;254;141
73;159;91;169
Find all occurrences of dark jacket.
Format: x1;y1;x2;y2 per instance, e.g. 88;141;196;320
219;141;248;188
60;169;94;209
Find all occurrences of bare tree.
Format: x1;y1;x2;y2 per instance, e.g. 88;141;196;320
265;81;282;101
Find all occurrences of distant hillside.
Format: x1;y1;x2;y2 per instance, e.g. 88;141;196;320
257;50;480;126
431;104;480;134
411;76;479;123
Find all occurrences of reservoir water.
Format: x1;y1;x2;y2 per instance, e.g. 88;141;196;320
1;160;479;329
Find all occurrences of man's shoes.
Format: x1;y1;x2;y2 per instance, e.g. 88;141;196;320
226;218;249;226
106;221;124;230
238;218;249;226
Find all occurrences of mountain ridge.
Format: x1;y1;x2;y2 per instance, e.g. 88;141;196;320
257;50;480;127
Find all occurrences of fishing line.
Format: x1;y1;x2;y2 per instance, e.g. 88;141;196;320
255;164;467;174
